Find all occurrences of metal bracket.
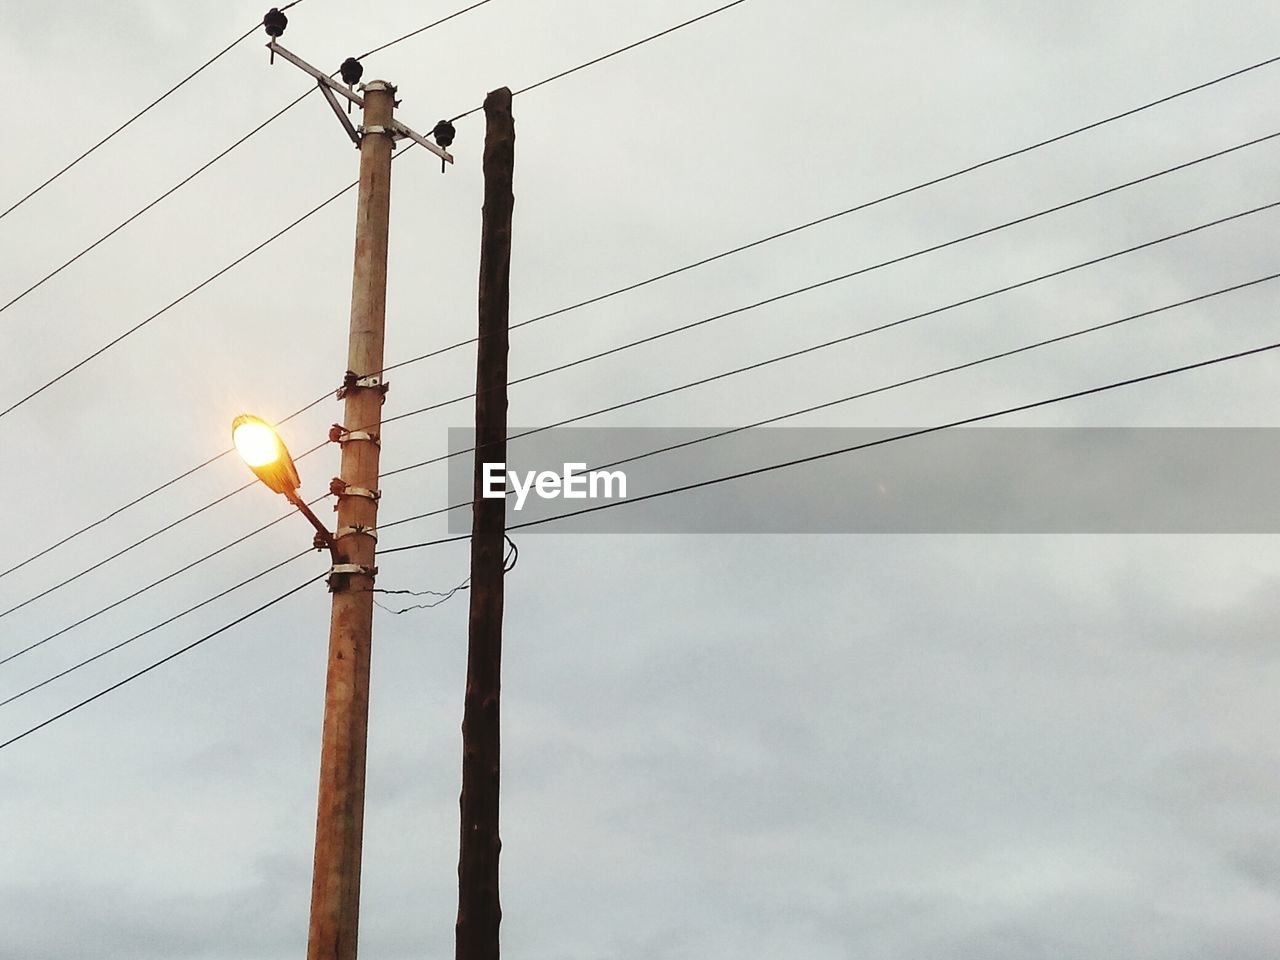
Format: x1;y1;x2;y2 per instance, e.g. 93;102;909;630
335;525;378;541
328;424;380;446
330;563;377;576
336;372;390;400
357;124;398;148
317;79;360;145
267;41;454;165
329;478;381;501
386;119;454;165
327;562;377;592
269;41;364;107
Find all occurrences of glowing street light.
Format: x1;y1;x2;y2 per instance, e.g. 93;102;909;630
232;413;333;552
232;414;302;496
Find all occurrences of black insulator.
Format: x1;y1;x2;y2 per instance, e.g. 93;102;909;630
340;58;364;86
263;7;288;38
432;120;456;149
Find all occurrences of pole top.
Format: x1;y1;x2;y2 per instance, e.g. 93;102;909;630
363;80;396;94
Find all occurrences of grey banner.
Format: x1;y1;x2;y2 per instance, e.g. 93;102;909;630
445;427;1280;533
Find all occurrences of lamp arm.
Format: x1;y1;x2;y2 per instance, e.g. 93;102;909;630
288;493;337;556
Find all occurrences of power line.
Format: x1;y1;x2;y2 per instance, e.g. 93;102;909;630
10;204;1254;665
41;260;1273;684
370;535;516;614
0;550;311;709
0;572;324;753
9;299;1277;751
0;2;310;224
577;279;1280;480
374;129;1280;430
450;0;753;122
0;497;326;665
4;140;1268;620
0;1;525;574
383;54;1280;376
0;178;359;423
0;0;503;421
380;335;1280;551
354;0;501;60
0;89;315;317
378;201;1280;491
8;49;1278;580
0;391;330;582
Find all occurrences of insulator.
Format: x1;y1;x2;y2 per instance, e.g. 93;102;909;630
340;58;364;86
432;119;456;149
262;7;288;38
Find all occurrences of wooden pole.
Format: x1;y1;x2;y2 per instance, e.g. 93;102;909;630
307;79;395;960
456;86;515;960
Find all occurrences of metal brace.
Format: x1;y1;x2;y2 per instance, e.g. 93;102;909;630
336;372;390;401
335;525;378;542
328;424;380;446
329;477;381;501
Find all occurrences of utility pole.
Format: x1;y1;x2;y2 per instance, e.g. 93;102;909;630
258;24;456;960
308;79;394;960
456;87;515;960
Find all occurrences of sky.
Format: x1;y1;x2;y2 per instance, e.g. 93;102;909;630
2;0;1280;957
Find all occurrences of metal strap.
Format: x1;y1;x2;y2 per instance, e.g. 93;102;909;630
329;564;377;576
337;486;379;501
329;424;380;446
335;525;377;542
336;373;390;400
327;562;377;592
357;124;398;145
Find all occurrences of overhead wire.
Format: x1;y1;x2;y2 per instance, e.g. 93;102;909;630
373;129;1280;429
369;534;516;614
353;0;501;60
6;299;1279;750
0;572;325;752
0;550;312;709
378;201;1280;491
0;0;498;420
0;89;316;317
0;393;331;583
0;0;310;223
3;137;1272;620
0;496;328;667
11;247;1276;679
449;0;752;122
7;35;1277;577
4;12;1280;751
379;335;1280;552
0;178;360;422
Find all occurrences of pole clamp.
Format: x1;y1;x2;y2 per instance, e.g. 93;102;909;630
337;372;390;400
356;124;398;146
327;563;377;592
330;563;376;576
328;424;380;446
335;524;378;542
329;477;381;501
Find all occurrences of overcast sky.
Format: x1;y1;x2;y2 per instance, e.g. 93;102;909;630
3;0;1280;957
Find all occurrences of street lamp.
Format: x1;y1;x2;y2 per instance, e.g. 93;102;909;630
232;413;334;554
